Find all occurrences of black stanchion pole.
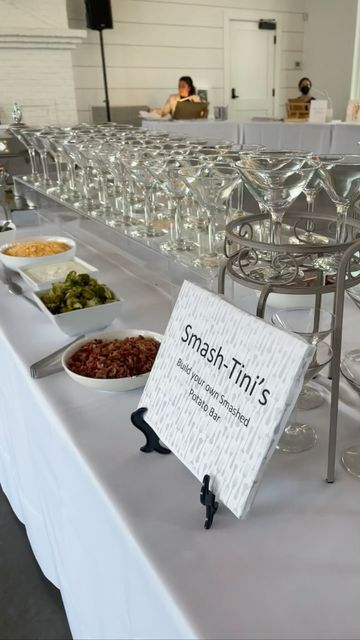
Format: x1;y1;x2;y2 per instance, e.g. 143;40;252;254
99;29;111;122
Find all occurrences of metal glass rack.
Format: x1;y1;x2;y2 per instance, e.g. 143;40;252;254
218;210;360;482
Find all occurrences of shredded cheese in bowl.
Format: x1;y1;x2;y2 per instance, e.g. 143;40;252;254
4;240;70;258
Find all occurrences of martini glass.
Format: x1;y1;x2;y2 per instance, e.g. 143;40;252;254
99;143;128;227
319;156;360;245
150;157;200;253
236;158;319;279
278;342;333;453
220;144;265;213
63;139;100;214
32;129;57;188
341;350;360;476
119;142;147;224
39;131;73;198
59;137;83;203
130;151;168;238
10;127;40;184
272;307;334;411
84;141;121;220
179;164;239;268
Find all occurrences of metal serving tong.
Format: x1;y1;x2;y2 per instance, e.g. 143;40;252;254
30;335;84;379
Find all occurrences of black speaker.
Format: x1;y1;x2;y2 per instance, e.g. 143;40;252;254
84;0;113;31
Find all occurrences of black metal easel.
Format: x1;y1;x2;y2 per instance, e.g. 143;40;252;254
131;408;219;529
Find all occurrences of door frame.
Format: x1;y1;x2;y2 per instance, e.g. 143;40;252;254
224;9;282;119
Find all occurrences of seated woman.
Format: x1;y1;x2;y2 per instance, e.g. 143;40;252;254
156;76;200;117
293;77;315;103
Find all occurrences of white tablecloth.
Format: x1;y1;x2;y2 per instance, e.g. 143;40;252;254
242;121;333;153
142;119;240;144
1;210;360;640
330;123;360;154
142;119;360;155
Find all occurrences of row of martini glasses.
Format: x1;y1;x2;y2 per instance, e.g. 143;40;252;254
12;123;260;268
11;123;360;275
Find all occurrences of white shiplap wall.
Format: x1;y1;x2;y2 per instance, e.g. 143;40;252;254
67;0;306;122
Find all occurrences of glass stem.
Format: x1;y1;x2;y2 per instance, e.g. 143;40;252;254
239;179;244;212
82;166;92;205
336;203;349;244
127;177;136;220
225;200;232;227
174;197;183;243
269;212;283;245
69;161;76;191
287;404;299;430
28;148;38;177
40;152;50;182
306;196;315;215
305;196;315;233
54;156;63;187
144;187;153;230
100;173;111;211
208;206;217;256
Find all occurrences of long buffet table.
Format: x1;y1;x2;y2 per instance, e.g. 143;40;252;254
141;118;240;143
142;119;360;154
1;190;360;639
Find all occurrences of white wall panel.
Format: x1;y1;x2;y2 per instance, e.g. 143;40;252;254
281;32;304;51
281;12;305;31
73;44;223;69
81;23;223;48
281;51;303;69
112;0;223;27
304;0;357;119
281;69;305;88
73;67;223;90
120;0;306;10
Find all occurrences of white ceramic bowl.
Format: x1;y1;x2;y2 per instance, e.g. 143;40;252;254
0;235;76;271
0;221;16;245
33;290;124;336
62;329;163;391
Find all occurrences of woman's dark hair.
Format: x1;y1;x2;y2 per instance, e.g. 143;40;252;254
298;76;312;89
179;75;196;96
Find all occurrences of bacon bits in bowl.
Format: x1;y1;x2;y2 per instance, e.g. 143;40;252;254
0;236;76;271
62;330;162;391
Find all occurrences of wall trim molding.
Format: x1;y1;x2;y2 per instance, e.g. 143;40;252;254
0;28;87;49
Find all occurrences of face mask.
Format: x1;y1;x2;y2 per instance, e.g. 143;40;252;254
300;85;310;95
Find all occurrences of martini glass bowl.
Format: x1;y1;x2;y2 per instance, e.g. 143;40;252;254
237;157;319;245
317;155;360;254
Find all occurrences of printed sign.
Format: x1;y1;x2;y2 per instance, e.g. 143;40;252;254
309;99;328;124
139;282;314;518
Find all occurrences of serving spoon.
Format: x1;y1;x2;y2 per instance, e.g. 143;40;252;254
4;269;40;310
0;220;12;233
